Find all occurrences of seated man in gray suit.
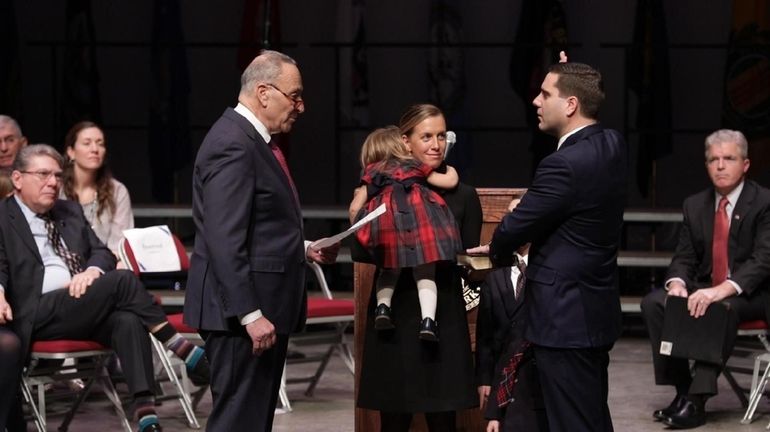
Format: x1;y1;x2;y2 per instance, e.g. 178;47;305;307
0;144;210;432
641;129;770;429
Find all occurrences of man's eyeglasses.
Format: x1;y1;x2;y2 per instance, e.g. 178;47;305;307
20;170;64;182
266;83;304;107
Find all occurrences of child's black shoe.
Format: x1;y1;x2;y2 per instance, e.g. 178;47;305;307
419;317;439;342
374;303;395;330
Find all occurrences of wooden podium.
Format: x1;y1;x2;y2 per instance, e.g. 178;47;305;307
353;188;526;431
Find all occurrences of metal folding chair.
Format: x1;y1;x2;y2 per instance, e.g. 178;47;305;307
278;261;355;412
735;319;770;425
20;339;131;432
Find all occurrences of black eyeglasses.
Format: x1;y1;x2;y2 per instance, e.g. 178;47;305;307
266;83;304;107
20;170;64;182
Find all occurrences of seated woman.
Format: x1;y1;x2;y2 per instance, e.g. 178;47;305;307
60;121;134;260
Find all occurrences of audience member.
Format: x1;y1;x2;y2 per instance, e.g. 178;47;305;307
60;121;134;258
640;129;770;429
1;144;210;432
184;50;339;432
356;104;482;432
469;61;628;432
0;115;27;171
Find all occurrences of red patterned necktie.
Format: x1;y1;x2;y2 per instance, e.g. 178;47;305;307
38;213;84;275
515;259;527;300
712;196;729;285
269;142;300;205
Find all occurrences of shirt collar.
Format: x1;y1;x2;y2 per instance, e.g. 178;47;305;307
234;103;272;144
14;194;41;224
557;124;590;150
716;180;745;209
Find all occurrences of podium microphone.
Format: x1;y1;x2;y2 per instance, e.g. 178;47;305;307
445;131;456;159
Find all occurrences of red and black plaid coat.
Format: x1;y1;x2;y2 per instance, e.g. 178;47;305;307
355;159;462;269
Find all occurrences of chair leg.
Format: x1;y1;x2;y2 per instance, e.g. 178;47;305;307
20;378;47;432
723;367;749;408
743;353;770;424
305;345;335;397
278;362;292;413
150;337;201;429
58;369;99;432
95;360;132;432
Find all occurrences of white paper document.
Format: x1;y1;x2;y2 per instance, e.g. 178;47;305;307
310;203;386;249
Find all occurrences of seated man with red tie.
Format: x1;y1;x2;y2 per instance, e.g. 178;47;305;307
0;144;210;432
641;129;770;429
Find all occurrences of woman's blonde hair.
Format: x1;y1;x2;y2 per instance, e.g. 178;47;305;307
360;125;411;168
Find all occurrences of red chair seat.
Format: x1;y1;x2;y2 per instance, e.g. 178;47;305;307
31;340;107;353
307;298;354;318
167;313;199;334
739;320;769;331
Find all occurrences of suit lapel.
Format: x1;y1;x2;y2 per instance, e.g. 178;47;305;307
702;192;716;267
226;108;302;217
6;198;43;263
498;267;519;318
729;181;755;267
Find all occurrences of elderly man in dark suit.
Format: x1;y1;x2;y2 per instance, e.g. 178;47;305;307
641;129;770;429
184;50;339;432
0;144;209;432
470;61;627;432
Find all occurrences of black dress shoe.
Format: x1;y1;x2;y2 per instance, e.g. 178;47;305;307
653;394;687;421
419;317;439;342
374;304;395;330
663;396;706;429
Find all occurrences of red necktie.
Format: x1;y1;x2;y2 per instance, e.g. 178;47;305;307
269;142;300;205
712;196;729;285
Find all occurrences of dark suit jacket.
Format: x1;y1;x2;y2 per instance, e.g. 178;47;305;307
475;266;546;429
667;180;770;299
475;267;525;387
490;124;628;348
0;197;115;356
184;108;307;335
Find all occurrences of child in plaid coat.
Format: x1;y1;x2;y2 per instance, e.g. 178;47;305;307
350;126;462;341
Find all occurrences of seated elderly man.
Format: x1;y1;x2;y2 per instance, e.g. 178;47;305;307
641;129;770;429
0;144;210;432
0;115;27;172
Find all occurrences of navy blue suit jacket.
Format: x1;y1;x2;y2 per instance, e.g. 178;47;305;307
184;108;307;335
490;124;628;348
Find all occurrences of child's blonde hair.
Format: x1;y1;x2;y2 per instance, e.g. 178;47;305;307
360;125;411;168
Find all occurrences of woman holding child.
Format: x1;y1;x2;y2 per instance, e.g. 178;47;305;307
355;104;482;431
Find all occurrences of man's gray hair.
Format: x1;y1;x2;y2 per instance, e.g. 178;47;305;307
705;129;748;159
240;50;297;94
0;115;23;136
12;144;64;172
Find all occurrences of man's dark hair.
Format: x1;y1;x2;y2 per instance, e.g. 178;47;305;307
548;62;605;119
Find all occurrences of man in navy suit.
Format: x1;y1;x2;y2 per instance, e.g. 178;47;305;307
641;129;770;429
184;50;340;431
470;61;627;431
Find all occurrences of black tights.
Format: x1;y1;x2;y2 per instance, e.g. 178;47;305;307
380;411;456;432
0;328;25;431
